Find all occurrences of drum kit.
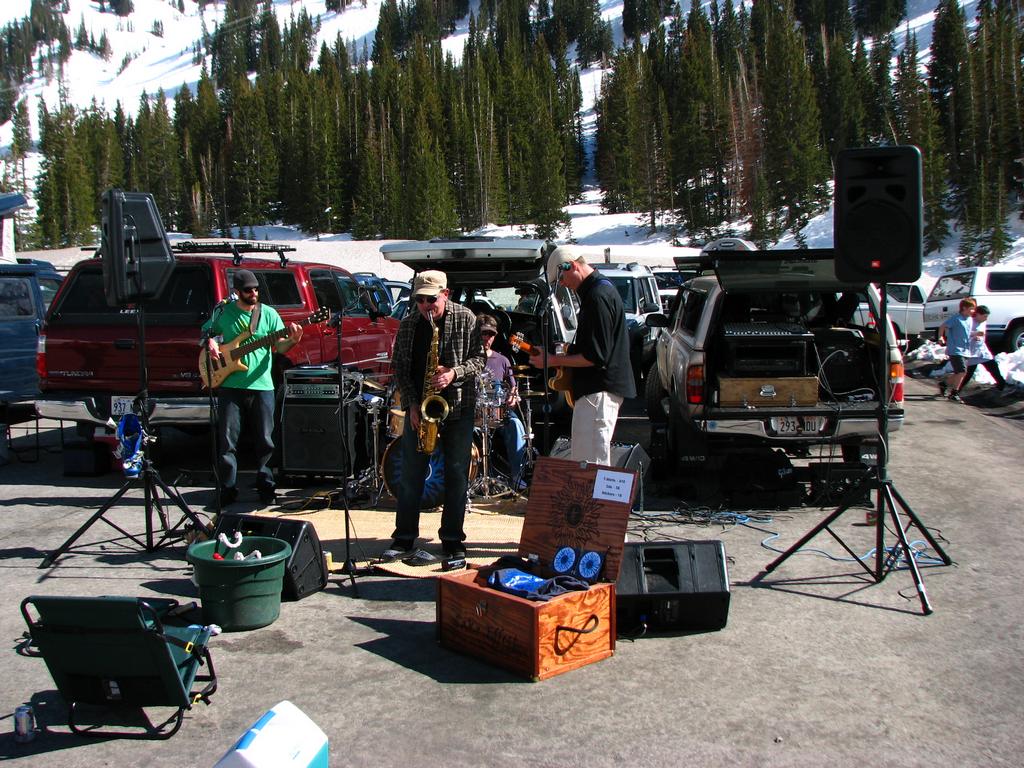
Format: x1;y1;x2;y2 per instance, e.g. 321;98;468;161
341;364;547;507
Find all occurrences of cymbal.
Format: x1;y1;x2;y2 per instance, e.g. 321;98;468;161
513;364;534;372
512;373;536;380
518;390;546;398
363;379;386;392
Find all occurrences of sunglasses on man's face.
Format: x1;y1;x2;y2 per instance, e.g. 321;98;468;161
240;286;259;294
481;331;496;338
416;295;438;305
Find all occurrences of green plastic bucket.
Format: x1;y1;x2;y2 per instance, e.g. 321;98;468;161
186;536;292;631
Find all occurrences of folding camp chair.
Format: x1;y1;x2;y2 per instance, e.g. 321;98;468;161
20;595;218;739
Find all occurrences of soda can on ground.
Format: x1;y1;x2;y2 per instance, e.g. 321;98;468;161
14;704;35;743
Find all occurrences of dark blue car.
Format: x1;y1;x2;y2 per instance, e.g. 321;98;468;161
0;259;62;410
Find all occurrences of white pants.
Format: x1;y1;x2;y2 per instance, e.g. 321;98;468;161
570;391;624;466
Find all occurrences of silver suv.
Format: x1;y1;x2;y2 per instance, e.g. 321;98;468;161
645;240;905;476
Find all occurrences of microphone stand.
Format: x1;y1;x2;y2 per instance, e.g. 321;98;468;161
328;308;358;592
536;282;557;453
203;299;233;515
329;287;384;592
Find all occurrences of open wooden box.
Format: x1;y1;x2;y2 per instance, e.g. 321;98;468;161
436;456;637;681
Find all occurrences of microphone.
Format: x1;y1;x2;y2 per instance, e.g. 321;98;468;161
213;292;238;309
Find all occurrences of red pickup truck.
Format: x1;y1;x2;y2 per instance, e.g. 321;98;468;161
36;243;398;435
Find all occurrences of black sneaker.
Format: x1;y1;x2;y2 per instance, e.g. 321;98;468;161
442;543;467;559
948;392;963;403
379;540;415;563
938;381;948;396
218;487;238;507
257;485;276;505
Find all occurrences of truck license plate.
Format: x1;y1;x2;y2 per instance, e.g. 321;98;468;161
111;396;135;418
771;416;824;435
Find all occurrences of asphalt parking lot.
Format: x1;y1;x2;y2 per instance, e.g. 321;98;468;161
2;370;1023;767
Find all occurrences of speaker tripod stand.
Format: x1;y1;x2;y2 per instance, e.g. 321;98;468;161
760;283;951;614
41;431;209;568
42;294;209;568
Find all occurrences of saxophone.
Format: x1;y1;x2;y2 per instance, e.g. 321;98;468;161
417;314;450;453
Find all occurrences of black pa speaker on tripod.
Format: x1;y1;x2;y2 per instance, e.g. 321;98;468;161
834;146;922;283
101;189;176;307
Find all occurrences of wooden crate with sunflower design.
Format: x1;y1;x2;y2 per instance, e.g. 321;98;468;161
436;456;636;681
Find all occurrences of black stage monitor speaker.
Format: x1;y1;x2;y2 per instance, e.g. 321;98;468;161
101;189;176;307
548;437;650;479
834;146;922;283
214;513;328;601
616;540;730;632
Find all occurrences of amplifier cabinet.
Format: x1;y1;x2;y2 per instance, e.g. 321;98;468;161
280;399;348;476
616;541;730;632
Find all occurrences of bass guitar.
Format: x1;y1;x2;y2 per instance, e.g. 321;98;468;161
199;307;330;389
508;332;574;408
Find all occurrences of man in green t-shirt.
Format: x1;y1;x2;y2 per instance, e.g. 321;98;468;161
201;269;302;506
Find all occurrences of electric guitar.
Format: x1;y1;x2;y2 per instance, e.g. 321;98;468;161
508;332;574;408
199;307;330;389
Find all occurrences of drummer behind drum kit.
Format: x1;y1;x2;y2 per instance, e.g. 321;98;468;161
283;362;547;508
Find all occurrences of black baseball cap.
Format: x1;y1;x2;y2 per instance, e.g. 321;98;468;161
233;269;259;290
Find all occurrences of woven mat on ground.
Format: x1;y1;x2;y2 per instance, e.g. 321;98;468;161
255;494;527;579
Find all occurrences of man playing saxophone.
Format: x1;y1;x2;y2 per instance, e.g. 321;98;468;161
383;270;485;562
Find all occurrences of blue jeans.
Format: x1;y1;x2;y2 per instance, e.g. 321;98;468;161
217;388;276;492
393;410;475;547
497;412;527;486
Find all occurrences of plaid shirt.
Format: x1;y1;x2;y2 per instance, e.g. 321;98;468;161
393;301;485;420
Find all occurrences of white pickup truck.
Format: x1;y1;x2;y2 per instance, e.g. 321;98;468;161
853;282;925;344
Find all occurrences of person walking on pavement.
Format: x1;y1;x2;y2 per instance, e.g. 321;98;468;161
937;297;977;403
951;304;1007;397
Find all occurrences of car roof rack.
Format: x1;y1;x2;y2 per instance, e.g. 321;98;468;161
172;240;296;267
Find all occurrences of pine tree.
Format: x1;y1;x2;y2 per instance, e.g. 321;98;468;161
402;109;457;238
821;32;864;159
10;98;33;242
32;101;93;248
227;76;278;229
928;0;973;200
893;34;949;255
528;93;568;239
758;0;828;235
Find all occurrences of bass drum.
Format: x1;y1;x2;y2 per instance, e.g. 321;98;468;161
381;439;479;510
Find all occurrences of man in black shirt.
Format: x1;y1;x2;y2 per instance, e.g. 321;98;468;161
530;251;636;464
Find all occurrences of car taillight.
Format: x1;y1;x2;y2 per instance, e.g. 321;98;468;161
36;335;46;382
686;364;704;404
889;361;904;403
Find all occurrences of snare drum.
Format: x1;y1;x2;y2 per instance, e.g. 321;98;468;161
475;401;505;428
475;375;506;427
